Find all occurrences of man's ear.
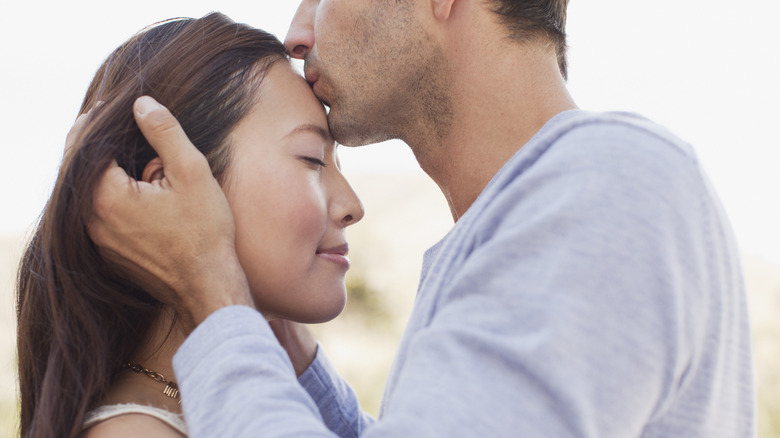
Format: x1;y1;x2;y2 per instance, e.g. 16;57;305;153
142;157;165;183
431;0;456;21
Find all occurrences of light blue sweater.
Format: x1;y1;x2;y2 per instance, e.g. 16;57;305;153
173;110;755;437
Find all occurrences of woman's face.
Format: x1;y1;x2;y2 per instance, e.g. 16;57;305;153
223;61;364;323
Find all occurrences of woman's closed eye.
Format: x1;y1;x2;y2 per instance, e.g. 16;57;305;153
300;156;327;169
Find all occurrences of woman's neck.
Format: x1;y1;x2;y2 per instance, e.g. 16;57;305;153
102;307;186;413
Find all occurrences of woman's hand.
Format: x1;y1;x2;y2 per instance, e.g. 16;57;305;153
86;96;254;332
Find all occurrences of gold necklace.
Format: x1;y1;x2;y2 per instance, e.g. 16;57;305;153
122;363;181;404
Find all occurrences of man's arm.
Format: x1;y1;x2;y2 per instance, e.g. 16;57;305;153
173;121;750;437
297;343;376;436
268;319;376;435
175;309;373;437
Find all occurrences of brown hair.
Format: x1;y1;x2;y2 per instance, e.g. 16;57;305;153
16;12;285;438
489;0;569;79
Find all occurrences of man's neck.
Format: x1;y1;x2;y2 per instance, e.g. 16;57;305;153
408;42;576;221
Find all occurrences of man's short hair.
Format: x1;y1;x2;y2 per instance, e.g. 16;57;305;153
488;0;569;79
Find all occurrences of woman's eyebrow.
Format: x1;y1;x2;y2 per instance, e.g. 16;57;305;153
283;123;332;142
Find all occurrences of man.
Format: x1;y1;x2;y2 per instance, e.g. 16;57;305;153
88;0;756;436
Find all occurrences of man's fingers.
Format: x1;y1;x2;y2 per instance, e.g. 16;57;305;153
64;104;98;157
64;113;89;158
90;161;133;228
133;96;209;184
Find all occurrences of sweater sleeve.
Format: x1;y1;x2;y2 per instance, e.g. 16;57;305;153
173;306;336;437
173;308;375;438
299;345;376;437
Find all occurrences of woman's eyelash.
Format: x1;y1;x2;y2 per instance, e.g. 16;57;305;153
301;156;327;167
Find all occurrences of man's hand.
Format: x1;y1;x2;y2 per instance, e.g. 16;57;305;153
87;96;253;332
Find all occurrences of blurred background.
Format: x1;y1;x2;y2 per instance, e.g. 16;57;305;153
1;0;778;436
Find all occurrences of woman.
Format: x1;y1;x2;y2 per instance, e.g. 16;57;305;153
16;12;363;438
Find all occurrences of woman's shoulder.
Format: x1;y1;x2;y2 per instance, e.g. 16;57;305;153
82;403;186;438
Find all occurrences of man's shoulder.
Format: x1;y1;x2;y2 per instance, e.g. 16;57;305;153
466;110;710;238
533;110;696;168
487;111;701;197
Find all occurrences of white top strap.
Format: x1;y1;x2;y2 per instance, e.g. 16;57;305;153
83;403;187;435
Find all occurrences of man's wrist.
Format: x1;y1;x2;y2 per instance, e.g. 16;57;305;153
176;254;254;333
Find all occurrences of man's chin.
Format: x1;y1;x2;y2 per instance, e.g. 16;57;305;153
311;83;330;107
328;115;394;147
327;115;364;147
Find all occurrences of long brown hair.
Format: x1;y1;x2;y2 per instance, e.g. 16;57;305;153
16;12;286;438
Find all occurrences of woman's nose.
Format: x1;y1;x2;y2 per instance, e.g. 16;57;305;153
334;177;365;228
284;0;317;59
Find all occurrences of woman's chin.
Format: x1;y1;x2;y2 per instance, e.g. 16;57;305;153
259;290;347;324
297;296;347;324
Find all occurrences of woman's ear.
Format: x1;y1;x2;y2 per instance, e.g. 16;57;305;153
141;157;165;183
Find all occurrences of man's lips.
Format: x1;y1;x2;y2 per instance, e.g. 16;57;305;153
304;69;319;86
304;66;330;106
317;244;350;269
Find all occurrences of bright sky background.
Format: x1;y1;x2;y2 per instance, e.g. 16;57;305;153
1;0;778;264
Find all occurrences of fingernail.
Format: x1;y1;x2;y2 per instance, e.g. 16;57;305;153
135;96;162;116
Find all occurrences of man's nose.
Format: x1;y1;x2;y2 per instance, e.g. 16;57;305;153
284;0;316;59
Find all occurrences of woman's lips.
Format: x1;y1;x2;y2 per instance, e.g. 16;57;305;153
317;244;350;269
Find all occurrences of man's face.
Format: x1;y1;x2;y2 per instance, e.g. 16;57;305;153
285;0;449;147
